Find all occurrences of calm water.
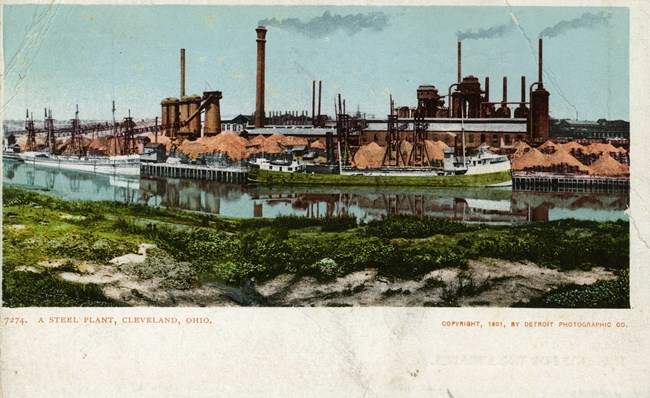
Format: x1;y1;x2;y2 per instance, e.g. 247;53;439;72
3;159;628;224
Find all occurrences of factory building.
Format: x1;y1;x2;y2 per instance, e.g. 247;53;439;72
358;39;551;149
551;119;630;141
160;48;223;142
359;119;527;148
158;28;551;160
221;115;253;133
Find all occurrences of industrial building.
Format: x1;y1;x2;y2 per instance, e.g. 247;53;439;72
157;26;553;166
356;39;551;150
550;118;630;141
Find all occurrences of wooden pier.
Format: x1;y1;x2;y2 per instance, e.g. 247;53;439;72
141;163;248;184
512;173;629;193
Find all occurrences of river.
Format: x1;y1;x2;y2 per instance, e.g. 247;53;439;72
3;159;628;224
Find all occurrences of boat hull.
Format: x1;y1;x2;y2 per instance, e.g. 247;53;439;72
249;167;511;187
17;154;140;176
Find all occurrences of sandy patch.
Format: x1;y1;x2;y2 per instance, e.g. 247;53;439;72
109;253;146;266
15;266;42;273
60;214;86;220
50;243;234;307
108;243;157;266
40;253;619;307
38;259;69;268
254;258;618;307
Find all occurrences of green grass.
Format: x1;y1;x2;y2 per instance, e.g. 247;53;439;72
514;271;630;308
249;168;512;187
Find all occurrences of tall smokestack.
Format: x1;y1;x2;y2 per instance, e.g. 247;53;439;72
485;77;490;101
531;38;550;140
502;76;507;103
318;80;322;119
180;49;186;98
538;38;543;88
312;81;316;127
457;41;462;83
521;76;526;102
255;26;267;129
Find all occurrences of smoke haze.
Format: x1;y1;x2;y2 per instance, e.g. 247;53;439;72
540;12;611;38
456;23;511;41
259;11;389;39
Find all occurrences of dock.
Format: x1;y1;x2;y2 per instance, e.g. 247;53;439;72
512;173;629;193
141;163;248;184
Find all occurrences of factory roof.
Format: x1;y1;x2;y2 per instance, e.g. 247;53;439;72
249;127;335;136
366;118;527;133
561;119;600;126
222;114;254;124
248;119;527;135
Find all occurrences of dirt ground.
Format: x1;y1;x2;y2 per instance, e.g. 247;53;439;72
24;246;615;307
255;259;615;307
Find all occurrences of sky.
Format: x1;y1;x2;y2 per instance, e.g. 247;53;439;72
2;5;629;122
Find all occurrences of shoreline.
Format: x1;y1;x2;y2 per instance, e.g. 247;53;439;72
248;168;512;187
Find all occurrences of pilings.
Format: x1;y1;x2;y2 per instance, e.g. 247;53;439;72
141;163;248;184
512;174;629;193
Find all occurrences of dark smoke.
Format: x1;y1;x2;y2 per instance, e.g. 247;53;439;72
539;12;611;38
258;11;389;39
456;23;511;41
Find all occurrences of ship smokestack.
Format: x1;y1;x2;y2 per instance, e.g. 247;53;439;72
180;49;186;98
326;131;334;165
485;77;490;101
457;41;462;83
521;76;526;102
502;76;507;103
538;38;543;88
255;26;267;129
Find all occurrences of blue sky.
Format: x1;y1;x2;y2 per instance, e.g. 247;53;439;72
2;5;628;122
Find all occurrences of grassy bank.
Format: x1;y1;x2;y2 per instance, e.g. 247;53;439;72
249;168;512;187
2;186;628;307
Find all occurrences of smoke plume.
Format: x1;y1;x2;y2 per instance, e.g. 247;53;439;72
258;11;389;39
539;12;611;38
456;23;511;41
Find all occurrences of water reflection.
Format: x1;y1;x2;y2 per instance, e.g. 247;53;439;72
4;159;140;205
3;159;628;224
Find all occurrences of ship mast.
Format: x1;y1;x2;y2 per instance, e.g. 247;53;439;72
45;108;55;154
70;104;82;156
112;101;119;155
25;109;36;152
